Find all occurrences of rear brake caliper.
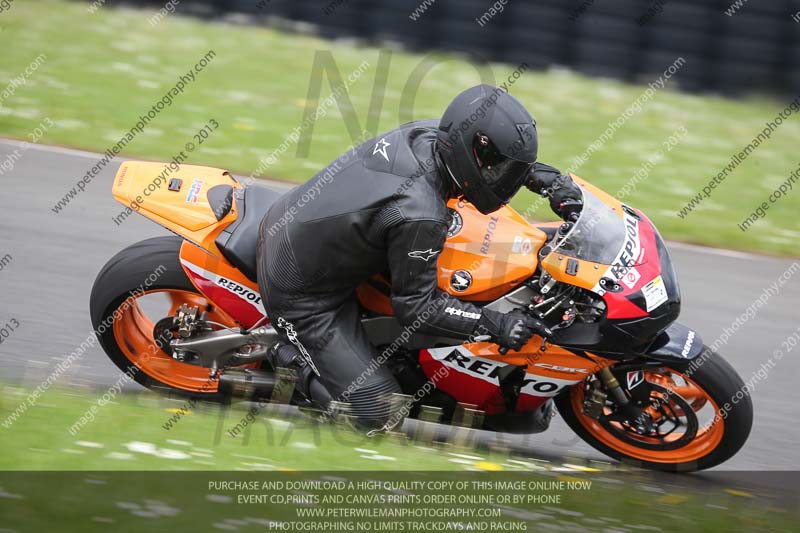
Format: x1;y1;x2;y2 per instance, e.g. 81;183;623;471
157;304;206;363
175;304;202;338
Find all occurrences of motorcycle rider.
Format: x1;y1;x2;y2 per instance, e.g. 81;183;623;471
257;84;582;431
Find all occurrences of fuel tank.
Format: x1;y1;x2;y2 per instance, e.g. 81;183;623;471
357;199;547;314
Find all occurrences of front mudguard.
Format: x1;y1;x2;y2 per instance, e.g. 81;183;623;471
643;321;704;363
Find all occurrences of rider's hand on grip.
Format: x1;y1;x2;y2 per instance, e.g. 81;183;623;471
559;198;583;222
526;163;583;222
476;309;552;354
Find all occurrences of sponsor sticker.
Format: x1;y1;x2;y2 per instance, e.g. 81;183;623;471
430;346;503;385
626;370;645;389
592;210;642;295
682;330;696;357
426;346;579;397
450;270;472;292
608;214;641;281
116;165;128;187
180;259;266;315
447;209;463;237
480;216;499;255
217;277;263;306
185;178;204;204
534;363;589;374
642;275;668;311
512;236;533;255
621;266;642;289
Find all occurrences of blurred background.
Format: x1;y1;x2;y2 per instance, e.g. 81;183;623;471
123;0;800;96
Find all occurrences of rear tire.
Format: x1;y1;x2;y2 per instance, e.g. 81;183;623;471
555;347;753;472
90;236;238;401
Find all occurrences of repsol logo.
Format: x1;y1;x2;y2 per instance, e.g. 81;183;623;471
682;330;696;357
521;377;561;394
610;216;640;279
442;349;568;396
480;216;499;254
443;350;506;380
217;277;262;306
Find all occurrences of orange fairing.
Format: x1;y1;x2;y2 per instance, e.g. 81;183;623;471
113;161;240;255
540;254;606;292
465;339;614;383
437;199;546;301
420;337;615;414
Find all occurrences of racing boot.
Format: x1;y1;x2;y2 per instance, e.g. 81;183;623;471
267;342;332;408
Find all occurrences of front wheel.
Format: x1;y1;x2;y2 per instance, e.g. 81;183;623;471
555;347;753;472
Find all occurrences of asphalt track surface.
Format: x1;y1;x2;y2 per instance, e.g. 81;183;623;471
1;138;799;479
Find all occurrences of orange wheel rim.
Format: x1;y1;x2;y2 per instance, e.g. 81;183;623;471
112;289;256;393
571;369;725;463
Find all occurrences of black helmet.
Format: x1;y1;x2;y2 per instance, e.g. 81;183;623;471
436;84;538;214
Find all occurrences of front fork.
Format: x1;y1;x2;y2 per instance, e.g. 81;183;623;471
583;365;654;434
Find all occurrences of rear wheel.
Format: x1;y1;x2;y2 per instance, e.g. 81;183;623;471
90;236;258;400
555;347;753;472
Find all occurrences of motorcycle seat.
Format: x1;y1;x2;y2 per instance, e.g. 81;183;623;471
215;183;284;282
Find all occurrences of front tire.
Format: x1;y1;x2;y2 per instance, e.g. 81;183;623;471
555;347;753;472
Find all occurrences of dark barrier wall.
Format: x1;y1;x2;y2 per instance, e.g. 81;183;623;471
119;0;800;97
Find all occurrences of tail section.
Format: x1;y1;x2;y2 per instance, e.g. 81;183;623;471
112;161;240;253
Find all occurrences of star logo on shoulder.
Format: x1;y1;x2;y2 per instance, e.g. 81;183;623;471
408;249;439;261
373;137;391;162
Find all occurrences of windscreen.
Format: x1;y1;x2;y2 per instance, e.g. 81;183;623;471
548;187;628;265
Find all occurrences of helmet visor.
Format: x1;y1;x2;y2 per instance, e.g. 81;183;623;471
473;133;533;204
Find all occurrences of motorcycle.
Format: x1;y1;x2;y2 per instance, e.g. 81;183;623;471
90;160;753;472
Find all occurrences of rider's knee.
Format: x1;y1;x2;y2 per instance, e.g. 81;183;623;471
345;374;403;431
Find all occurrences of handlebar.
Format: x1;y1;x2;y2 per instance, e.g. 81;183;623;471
560;198;583;222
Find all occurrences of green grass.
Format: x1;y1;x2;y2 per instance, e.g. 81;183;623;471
0;385;503;471
1;385;796;531
0;0;798;255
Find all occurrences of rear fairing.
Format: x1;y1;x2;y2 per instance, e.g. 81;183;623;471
178;241;267;329
113;161;240;255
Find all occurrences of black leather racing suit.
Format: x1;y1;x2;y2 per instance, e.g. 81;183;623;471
256;120;580;429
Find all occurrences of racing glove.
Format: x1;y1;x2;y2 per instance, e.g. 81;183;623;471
475;308;552;353
526;162;583;221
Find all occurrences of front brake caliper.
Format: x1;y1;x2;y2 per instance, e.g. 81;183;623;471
582;380;606;419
